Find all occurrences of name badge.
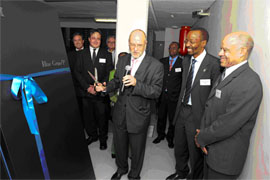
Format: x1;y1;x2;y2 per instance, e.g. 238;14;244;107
200;79;211;86
175;68;181;72
99;58;106;63
215;89;221;99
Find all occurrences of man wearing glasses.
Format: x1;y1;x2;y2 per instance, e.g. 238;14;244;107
153;42;183;149
96;29;163;180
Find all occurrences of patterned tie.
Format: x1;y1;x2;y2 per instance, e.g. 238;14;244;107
183;58;197;104
131;58;138;75
217;70;226;86
92;48;96;63
169;59;174;71
221;70;226;81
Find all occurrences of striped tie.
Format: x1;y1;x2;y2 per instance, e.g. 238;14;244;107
183;58;197;104
169;59;173;71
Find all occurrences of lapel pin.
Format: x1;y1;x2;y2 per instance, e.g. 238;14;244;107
203;68;207;72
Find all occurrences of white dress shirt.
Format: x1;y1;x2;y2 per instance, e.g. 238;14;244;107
188;49;207;105
130;51;146;76
89;46;99;60
223;60;248;80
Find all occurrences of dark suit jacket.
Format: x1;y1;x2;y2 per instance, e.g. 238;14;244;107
159;56;183;102
67;50;81;96
173;53;221;129
106;54;164;133
74;47;113;97
67;50;78;72
197;63;263;175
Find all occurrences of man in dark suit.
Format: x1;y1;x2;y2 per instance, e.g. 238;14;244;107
166;28;221;180
74;29;113;150
96;29;163;180
195;32;263;179
153;42;183;148
67;32;85;123
68;32;85;71
107;35;116;67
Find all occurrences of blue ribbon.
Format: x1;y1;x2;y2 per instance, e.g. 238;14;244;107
0;68;70;179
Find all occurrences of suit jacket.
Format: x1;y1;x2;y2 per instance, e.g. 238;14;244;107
67;50;77;72
67;50;81;96
74;47;113;97
197;63;263;175
173;53;221;129
159;56;183;102
106;54;164;133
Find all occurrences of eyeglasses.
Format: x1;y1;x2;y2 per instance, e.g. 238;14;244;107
184;39;205;45
129;43;144;49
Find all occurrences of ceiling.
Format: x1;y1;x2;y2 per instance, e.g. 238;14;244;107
42;0;216;31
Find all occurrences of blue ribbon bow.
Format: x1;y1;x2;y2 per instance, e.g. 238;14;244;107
1;68;70;179
11;76;48;134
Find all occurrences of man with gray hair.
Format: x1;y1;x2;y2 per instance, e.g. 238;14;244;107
195;32;263;179
96;29;163;180
107;35;116;67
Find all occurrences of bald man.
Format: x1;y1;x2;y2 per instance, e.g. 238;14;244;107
195;32;263;179
96;29;163;180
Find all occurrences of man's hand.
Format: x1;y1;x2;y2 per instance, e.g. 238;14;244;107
95;82;106;92
87;85;96;95
195;129;201;148
122;75;136;87
195;129;208;155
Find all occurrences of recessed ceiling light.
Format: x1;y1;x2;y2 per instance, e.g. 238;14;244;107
94;18;117;23
170;14;175;18
172;25;178;29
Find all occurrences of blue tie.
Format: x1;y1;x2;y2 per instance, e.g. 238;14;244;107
183;58;197;104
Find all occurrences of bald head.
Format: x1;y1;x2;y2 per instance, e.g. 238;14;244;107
129;29;147;59
224;32;254;56
129;29;147;42
219;32;254;68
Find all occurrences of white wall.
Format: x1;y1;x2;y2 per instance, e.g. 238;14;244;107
115;0;149;65
163;28;180;57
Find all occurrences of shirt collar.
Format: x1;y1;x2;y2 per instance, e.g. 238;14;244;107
191;49;206;63
108;49;115;53
131;51;146;62
76;46;84;51
89;46;99;52
169;55;178;61
224;60;248;78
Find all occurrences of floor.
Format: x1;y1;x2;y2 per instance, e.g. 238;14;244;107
88;122;177;180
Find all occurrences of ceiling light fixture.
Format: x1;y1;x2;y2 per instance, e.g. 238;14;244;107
192;9;210;18
94;18;117;23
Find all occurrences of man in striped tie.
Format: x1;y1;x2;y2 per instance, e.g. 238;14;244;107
166;28;222;180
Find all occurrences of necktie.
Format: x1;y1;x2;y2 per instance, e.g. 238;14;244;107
183;58;197;104
92;48;96;63
217;70;226;86
221;70;226;81
131;58;138;75
169;59;174;71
